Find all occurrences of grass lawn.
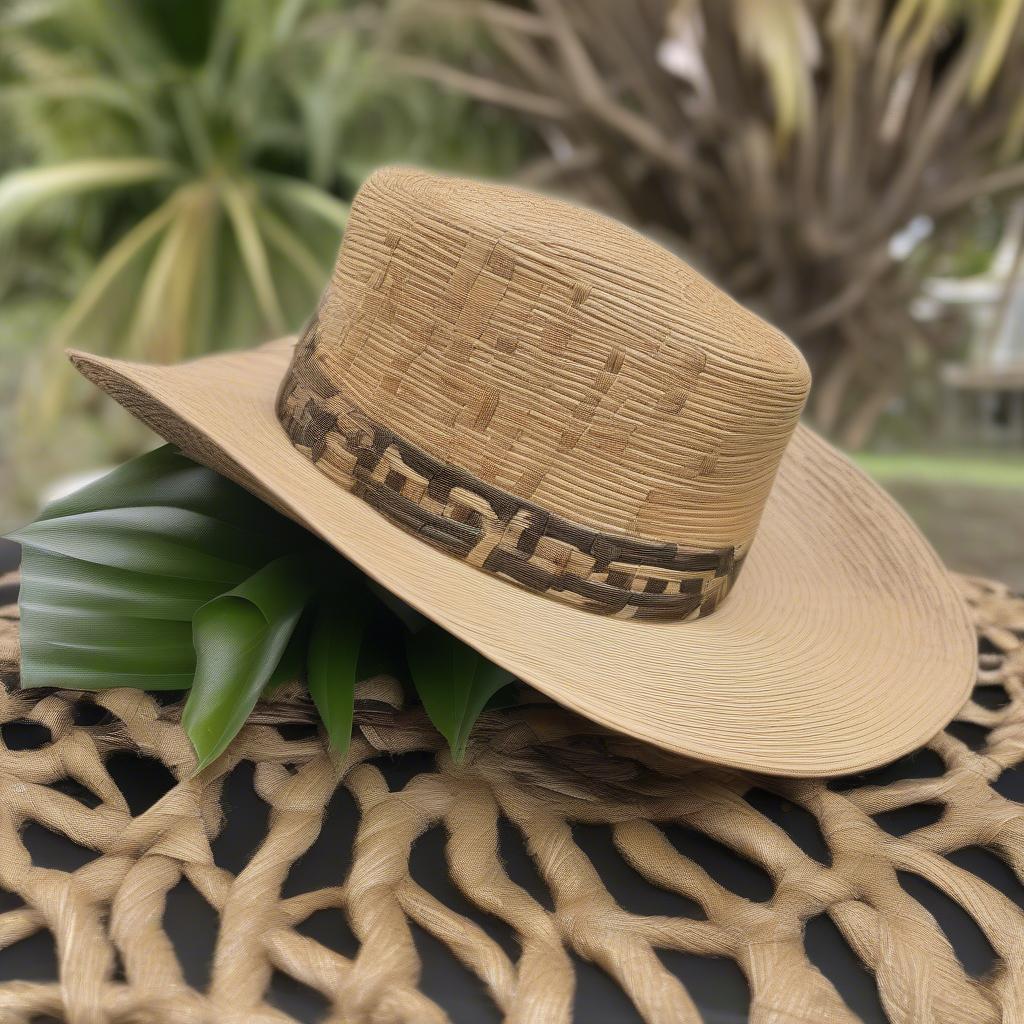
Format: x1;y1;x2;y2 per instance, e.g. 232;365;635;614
854;451;1024;590
855;452;1024;490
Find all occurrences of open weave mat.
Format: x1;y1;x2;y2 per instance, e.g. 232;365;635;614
0;572;1021;1024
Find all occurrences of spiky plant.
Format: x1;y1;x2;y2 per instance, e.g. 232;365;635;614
0;0;532;525
0;0;357;414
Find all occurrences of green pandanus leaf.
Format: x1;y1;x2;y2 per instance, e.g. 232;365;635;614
406;625;515;763
306;594;369;759
16;547;200;690
9;445;303;690
12;444;519;765
184;553;316;772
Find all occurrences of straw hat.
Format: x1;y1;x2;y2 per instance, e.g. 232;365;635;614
70;167;974;777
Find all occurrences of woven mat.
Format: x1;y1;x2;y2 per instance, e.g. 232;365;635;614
0;573;1021;1024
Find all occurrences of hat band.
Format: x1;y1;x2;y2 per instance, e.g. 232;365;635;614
277;335;743;622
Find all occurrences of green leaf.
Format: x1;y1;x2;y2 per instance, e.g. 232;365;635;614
42;193;181;352
256;203;331;291
28;444;297;537
263;616;310;697
184;553;316;771
306;593;368;758
406;626;515;762
18;546;199;690
222;179;286;334
12;445;306;692
13;442;521;770
14;506;273;583
0;158;178;226
262;172;349;230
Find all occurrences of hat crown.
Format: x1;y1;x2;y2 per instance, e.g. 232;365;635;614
288;167;809;554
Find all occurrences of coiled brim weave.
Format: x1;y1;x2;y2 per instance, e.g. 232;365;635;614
69;337;976;777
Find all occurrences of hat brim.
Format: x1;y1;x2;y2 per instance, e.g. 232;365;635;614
69;338;975;777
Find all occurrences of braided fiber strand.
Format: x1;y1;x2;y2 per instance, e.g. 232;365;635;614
0;574;1019;1023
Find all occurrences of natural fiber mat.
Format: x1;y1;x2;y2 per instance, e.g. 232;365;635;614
0;572;1020;1024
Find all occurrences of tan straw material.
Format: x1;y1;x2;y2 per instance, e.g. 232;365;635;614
68;167;975;777
0;575;1021;1024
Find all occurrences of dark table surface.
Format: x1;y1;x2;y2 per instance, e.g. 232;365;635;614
0;536;1020;1023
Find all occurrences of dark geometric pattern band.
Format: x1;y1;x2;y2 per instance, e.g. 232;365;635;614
276;316;743;621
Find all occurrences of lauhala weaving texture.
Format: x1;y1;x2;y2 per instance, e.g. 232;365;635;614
278;307;742;622
273;168;799;624
0;572;1020;1024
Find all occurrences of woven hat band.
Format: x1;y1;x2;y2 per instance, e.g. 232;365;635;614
277;314;744;622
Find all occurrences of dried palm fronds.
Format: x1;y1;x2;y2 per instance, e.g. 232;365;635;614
391;0;1024;446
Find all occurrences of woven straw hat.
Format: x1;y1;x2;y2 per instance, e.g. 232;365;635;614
70;167;974;777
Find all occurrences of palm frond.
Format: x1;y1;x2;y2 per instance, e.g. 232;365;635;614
222;179;287;335
733;0;819;142
407;0;1024;447
264;174;350;230
0;158;178;226
256;203;333;291
969;0;1024;100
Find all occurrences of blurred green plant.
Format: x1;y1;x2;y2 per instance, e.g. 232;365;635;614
0;0;531;524
1;0;357;425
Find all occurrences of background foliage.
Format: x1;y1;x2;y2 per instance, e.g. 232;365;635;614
0;0;532;525
391;0;1024;450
